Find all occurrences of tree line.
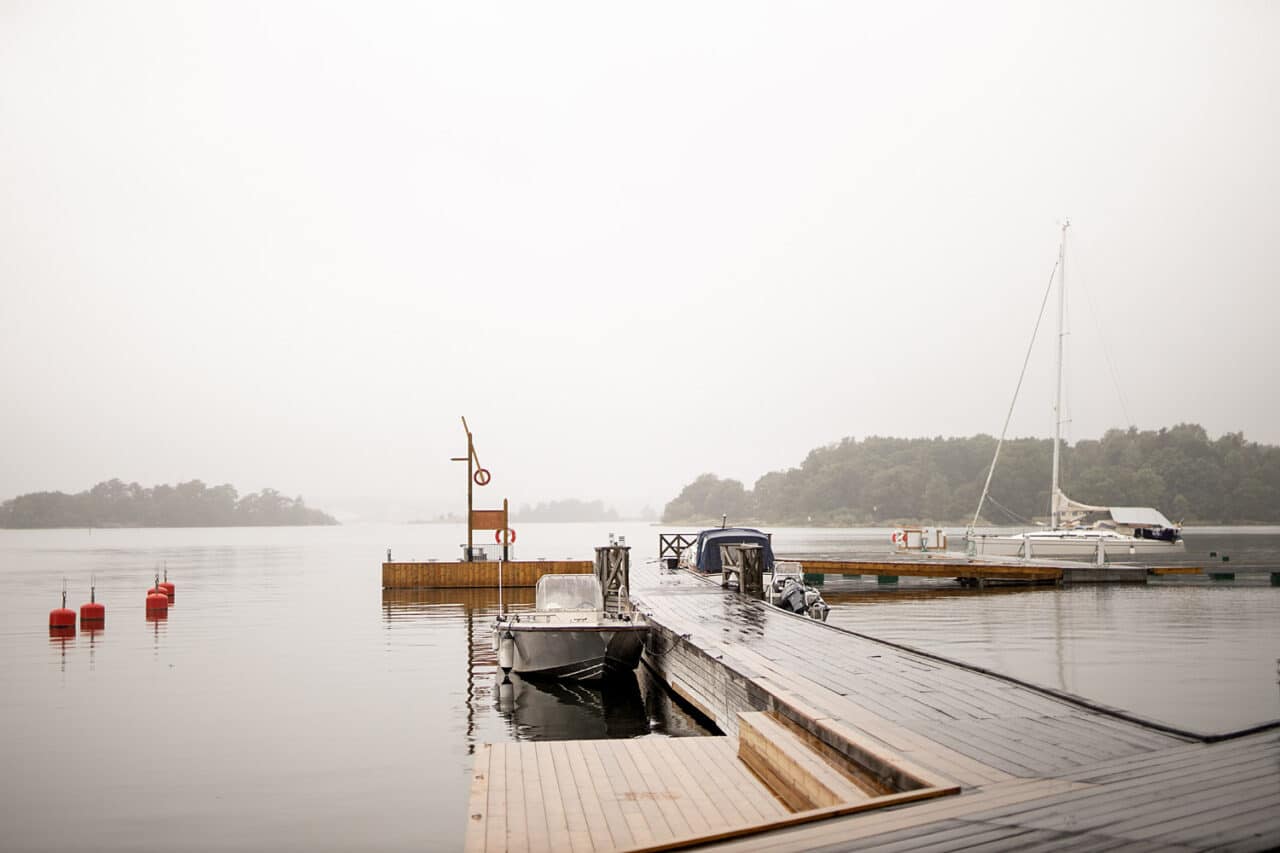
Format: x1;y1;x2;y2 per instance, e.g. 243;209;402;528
662;424;1280;526
0;479;339;528
514;499;620;523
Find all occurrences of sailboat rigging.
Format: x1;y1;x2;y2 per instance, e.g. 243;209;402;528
968;221;1184;560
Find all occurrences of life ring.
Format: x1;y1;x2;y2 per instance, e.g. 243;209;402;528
495;528;516;546
473;468;491;486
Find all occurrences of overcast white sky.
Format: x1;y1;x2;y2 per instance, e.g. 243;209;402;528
2;2;1277;519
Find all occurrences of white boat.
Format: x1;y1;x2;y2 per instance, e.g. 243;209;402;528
492;574;647;682
969;222;1184;561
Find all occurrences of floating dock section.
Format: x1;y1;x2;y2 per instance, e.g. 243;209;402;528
789;554;1197;584
465;557;1278;851
382;560;592;589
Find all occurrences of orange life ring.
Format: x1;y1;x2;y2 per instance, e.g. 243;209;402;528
473;468;491;486
495;528;516;545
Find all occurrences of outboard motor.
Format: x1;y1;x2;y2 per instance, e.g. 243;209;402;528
779;579;807;613
767;562;831;622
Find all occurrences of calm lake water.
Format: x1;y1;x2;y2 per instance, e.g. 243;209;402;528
2;523;1278;852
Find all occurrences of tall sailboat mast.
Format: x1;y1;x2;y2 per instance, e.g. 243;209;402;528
1050;219;1070;529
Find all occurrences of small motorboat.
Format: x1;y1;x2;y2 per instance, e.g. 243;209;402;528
492;574;647;682
766;560;831;621
668;527;831;622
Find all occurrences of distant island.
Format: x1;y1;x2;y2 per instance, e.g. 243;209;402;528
663;424;1280;526
0;479;339;528
513;499;620;523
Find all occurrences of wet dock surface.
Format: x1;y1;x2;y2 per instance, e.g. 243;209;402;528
629;560;1280;851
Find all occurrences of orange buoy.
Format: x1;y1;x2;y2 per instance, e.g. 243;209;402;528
159;565;174;600
80;577;105;626
146;571;169;615
50;584;76;636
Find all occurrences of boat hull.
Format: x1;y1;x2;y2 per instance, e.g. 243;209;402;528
506;623;647;682
972;534;1185;560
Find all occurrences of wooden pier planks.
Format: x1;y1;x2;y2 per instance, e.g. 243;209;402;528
465;737;788;853
632;560;1184;780
630;560;1279;852
793;558;1062;582
381;559;592;589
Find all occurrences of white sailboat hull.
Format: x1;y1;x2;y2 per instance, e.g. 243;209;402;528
972;532;1185;560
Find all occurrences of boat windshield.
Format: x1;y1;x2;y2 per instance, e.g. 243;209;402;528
535;575;603;611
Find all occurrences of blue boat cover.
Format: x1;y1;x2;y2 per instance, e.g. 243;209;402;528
691;528;775;573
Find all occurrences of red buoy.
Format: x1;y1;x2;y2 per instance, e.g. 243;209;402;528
50;585;76;637
146;571;169;615
80;578;105;627
159;565;174;601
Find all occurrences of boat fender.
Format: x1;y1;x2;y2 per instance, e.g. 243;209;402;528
498;629;515;674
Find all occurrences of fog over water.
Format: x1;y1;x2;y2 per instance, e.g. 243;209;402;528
2;3;1277;520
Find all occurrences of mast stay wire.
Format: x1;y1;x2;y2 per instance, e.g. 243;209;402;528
986;494;1035;526
1070;232;1135;431
968;256;1061;534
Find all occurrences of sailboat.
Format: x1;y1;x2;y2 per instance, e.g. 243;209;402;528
969;222;1184;560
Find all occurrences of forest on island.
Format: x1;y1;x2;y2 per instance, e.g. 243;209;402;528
0;479;338;528
514;499;620;523
662;424;1280;526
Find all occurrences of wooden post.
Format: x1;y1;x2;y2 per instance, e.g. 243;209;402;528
721;543;763;598
594;545;631;613
466;426;473;559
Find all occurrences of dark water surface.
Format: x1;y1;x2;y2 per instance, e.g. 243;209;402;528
2;523;1278;851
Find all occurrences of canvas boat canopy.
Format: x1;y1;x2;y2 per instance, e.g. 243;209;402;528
687;528;776;574
1053;489;1177;530
1108;507;1176;528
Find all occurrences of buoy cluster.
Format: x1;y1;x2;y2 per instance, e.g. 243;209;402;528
146;565;174;621
47;565;178;636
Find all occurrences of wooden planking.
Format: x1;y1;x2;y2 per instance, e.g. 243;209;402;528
697;778;1091;853
467;737;797;853
464;743;492;853
381;559;592;589
631;558;1185;781
794;559;1062;582
627;559;1279;851
738;712;872;810
1148;566;1202;575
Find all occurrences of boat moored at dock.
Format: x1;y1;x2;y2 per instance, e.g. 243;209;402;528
492;574;647;681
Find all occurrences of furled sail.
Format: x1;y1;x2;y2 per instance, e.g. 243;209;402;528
1052;488;1106;527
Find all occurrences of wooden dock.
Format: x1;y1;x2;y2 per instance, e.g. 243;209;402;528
788;555;1195;584
464;558;1276;851
381;560;592;589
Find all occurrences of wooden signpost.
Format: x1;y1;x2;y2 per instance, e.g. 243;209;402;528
451;417;513;561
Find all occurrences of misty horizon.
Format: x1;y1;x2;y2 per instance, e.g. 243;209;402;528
3;4;1277;523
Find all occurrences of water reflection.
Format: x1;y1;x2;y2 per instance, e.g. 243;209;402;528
821;580;1280;733
494;673;649;739
381;586;710;752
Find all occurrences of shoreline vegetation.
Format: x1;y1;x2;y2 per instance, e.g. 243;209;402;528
514;499;619;523
663;424;1280;527
413;501;658;524
0;479;338;529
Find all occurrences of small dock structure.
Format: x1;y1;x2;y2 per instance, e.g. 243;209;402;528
465;548;1278;851
384;416;597;589
382;559;592;589
658;532;1199;586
